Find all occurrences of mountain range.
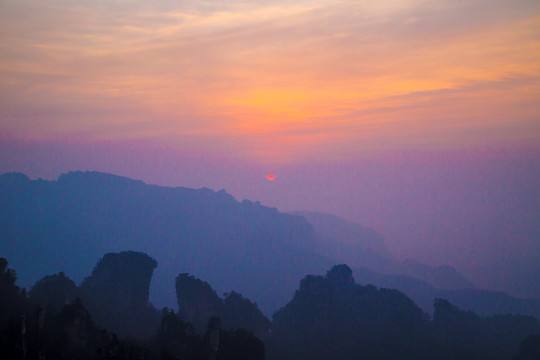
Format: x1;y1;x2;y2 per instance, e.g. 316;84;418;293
1;171;538;319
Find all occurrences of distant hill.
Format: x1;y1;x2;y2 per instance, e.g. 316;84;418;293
294;211;539;319
289;211;389;261
292;211;474;290
1;171;538;319
352;266;540;319
79;251;160;338
0;171;332;314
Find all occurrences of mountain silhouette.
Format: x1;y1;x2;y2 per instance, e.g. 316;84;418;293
291;210;474;290
176;273;271;338
79;251;159;338
1;171;539;319
270;265;540;360
0;171;331;314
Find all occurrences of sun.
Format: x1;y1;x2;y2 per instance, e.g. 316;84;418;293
267;174;275;181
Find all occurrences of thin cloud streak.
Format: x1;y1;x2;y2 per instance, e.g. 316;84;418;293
1;0;539;160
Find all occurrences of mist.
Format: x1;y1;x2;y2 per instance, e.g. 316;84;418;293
2;139;539;301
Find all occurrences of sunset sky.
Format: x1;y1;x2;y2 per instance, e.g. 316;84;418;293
1;0;539;298
1;0;539;159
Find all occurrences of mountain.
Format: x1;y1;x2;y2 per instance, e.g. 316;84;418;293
399;259;474;290
430;298;540;360
176;273;271;338
1;171;538;319
79;251;160;338
292;211;474;290
270;265;540;360
351;266;540;319
288;211;389;267
4;253;538;360
270;264;430;359
289;211;539;318
0;257;265;359
0;171;332;314
28;271;79;312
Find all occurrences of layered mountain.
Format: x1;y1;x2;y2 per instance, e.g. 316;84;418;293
292;211;474;290
176;273;271;338
351;266;540;320
288;211;539;317
4;253;538;360
0;171;331;314
1;171;538;319
79;251;159;338
0;256;265;359
270;265;540;360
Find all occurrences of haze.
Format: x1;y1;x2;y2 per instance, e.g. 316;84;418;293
1;0;539;299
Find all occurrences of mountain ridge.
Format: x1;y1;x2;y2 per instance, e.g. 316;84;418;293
291;210;474;290
1;171;538;319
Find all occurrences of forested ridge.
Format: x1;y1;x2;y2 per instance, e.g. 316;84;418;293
1;254;539;359
2;171;540;321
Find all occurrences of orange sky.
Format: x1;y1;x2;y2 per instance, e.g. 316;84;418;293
1;0;539;163
1;0;540;300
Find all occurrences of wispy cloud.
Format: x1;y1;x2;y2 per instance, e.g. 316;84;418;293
1;0;538;160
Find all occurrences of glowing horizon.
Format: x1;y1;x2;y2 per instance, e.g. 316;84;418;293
1;0;539;304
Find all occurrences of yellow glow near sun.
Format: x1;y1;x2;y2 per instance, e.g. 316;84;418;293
229;89;311;111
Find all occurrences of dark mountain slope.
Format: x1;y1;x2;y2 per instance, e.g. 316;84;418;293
270;265;431;360
79;251;159;338
431;298;540;360
1;171;538;319
175;273;271;339
289;211;540;318
0;171;332;314
269;265;540;360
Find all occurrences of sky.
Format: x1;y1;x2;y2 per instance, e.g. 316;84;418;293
1;0;539;298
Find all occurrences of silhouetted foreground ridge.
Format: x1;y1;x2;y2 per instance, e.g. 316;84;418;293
0;171;321;315
269;264;540;360
79;251;159;338
0;254;266;360
2;171;540;319
1;254;540;359
176;274;271;339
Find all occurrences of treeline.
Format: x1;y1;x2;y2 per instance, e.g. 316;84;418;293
1;253;539;360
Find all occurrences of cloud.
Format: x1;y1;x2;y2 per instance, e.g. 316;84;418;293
1;0;539;160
